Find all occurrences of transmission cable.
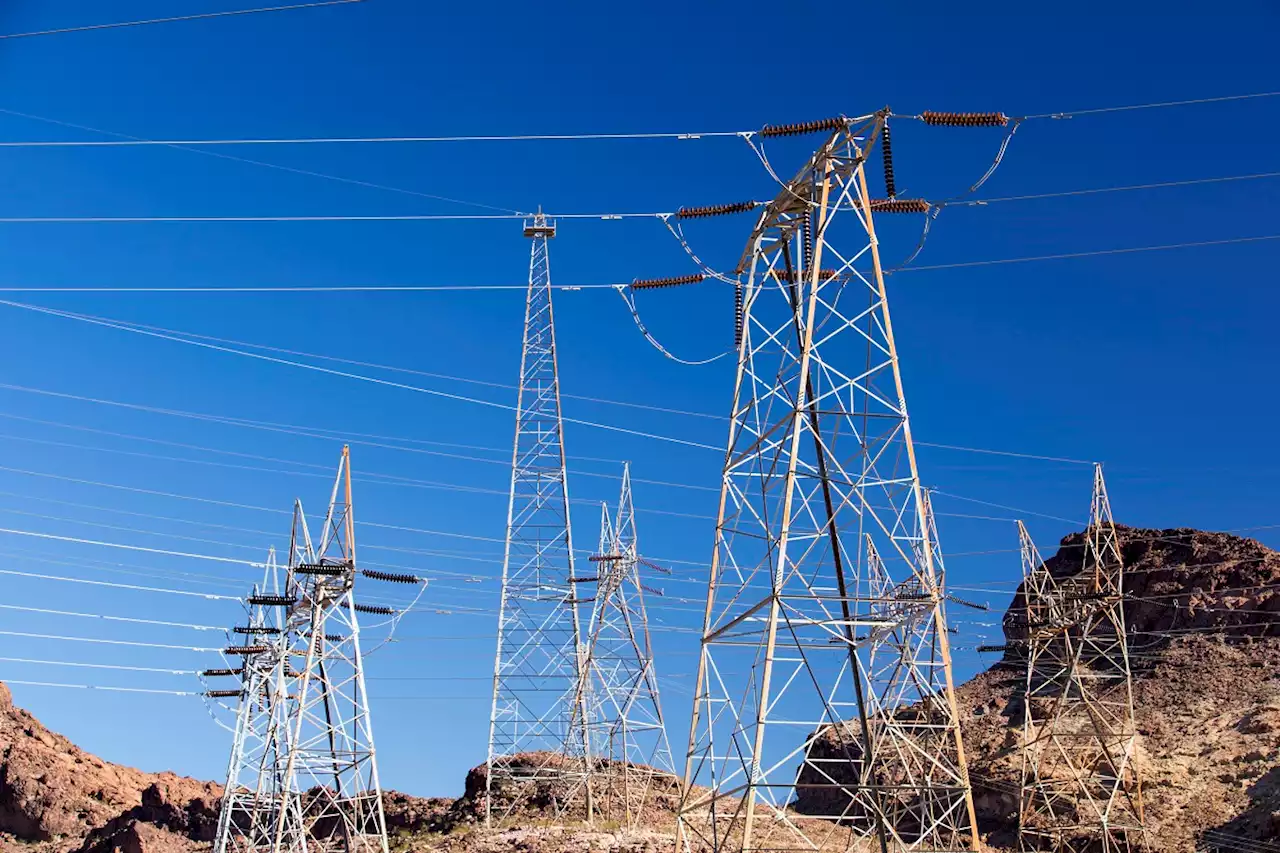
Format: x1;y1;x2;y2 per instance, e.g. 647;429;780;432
0;107;522;215
0;1;362;40
0;298;721;451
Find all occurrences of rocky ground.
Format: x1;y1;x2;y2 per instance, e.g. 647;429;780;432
1;525;1277;853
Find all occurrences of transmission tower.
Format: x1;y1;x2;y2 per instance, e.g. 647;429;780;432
675;113;980;853
486;211;594;826
582;463;676;827
212;548;293;853
272;447;389;853
1017;466;1146;852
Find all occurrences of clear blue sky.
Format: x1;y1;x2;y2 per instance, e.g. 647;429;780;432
0;0;1276;797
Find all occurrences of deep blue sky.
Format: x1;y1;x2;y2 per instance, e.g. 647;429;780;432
0;0;1276;797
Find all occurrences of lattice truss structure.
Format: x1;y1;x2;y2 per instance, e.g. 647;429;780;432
213;448;389;853
213;548;293;853
582;463;677;826
486;212;594;825
675;114;980;853
1017;466;1146;853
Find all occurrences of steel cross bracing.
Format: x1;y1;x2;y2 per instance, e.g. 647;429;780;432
582;463;677;827
1017;466;1146;853
486;212;594;826
674;114;980;853
213;548;293;853
272;447;389;853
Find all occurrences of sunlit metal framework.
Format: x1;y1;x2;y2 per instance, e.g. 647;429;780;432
1018;466;1146;852
274;447;388;853
486;212;594;825
675;113;980;853
213;548;292;853
583;463;677;826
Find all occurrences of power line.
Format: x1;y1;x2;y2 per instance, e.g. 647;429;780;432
0;656;196;675
954;170;1280;206
0;629;222;653
1021;90;1280;120
1;89;1274;147
893;234;1280;273
0;107;522;215
0;679;198;696
0;299;722;451
0;214;666;223
0;567;242;600
0;525;264;566
0;234;1274;292
0;603;228;632
0;1;362;40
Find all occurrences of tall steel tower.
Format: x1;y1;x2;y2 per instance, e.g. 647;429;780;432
212;549;293;853
273;447;389;853
583;464;676;826
675;114;980;853
486;212;594;825
1018;466;1146;852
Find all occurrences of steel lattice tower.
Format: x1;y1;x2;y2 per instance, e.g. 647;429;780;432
675;114;980;853
213;549;293;853
1018;466;1146;852
273;447;389;853
486;212;594;826
582;463;676;826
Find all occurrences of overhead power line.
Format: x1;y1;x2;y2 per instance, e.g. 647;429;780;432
0;679;198;696
893;234;1280;273
0;1;362;40
0;107;523;215
0;299;722;451
3;234;1278;294
2;168;1277;223
0;89;1275;146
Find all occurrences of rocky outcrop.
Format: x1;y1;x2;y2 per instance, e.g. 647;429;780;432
795;526;1280;852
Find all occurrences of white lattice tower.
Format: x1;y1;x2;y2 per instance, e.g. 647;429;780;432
1017;467;1146;852
273;447;388;853
213;549;294;853
583;464;676;826
675;114;979;853
485;211;593;826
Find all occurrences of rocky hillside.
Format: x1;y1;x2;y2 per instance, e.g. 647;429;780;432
0;681;220;853
3;525;1277;853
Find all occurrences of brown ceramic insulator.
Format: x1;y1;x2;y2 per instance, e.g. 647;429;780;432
295;562;346;576
640;584;665;597
353;602;395;616
638;558;671;574
945;594;989;611
759;116;847;137
675;200;757;219
224;645;269;655
868;198;930;214
919;110;1009;127
324;633;346;642
569;575;601;583
589;553;624;562
206;689;244;699
202;668;242;677
234;626;281;635
881;122;897;199
247;594;296;606
361;568;421;584
772;268;845;283
631;273;704;290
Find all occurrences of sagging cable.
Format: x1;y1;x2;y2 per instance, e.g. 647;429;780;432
614;286;731;367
